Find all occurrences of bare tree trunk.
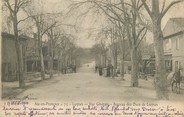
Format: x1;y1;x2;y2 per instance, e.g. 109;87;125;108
49;32;54;78
39;47;45;80
141;0;178;99
120;39;125;79
61;55;64;73
152;20;168;99
13;15;25;88
62;54;66;74
120;54;124;79
125;23;139;87
49;57;54;78
57;53;61;72
118;24;125;79
113;53;117;77
35;19;45;80
37;29;45;80
131;47;139;87
16;42;25;88
24;54;27;73
104;54;107;67
23;45;27;80
100;54;103;66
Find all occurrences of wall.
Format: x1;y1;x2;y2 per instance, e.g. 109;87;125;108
2;33;27;81
2;35;18;81
163;18;184;74
171;35;184;73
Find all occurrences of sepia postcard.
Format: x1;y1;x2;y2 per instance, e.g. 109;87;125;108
1;0;184;116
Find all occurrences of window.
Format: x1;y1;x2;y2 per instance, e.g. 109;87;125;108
175;61;179;71
165;60;170;67
175;61;181;71
176;38;179;50
169;39;172;50
165;39;172;51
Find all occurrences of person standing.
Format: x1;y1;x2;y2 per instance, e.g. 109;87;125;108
176;68;182;81
111;64;114;78
99;65;103;76
107;64;110;77
95;64;98;73
74;65;76;73
72;64;76;73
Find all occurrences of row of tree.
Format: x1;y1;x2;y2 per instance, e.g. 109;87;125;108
3;0;183;100
77;0;183;99
3;0;80;88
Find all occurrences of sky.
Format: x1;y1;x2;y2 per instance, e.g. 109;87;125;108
45;0;184;48
43;0;98;48
146;1;184;44
45;0;107;48
2;0;184;48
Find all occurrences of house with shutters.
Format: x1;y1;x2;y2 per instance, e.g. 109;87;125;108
163;17;184;73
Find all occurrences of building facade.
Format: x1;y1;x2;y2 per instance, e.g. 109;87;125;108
163;18;184;73
1;32;27;81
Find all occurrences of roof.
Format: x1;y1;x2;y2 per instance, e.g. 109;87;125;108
170;18;184;28
1;32;29;41
163;17;184;38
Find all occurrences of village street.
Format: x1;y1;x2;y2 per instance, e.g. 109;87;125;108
2;1;184;117
3;62;184;103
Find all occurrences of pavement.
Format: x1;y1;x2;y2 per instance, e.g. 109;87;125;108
2;62;184;103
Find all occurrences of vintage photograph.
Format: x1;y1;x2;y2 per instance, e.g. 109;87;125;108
1;0;184;116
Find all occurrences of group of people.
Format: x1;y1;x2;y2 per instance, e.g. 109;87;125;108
62;64;77;74
95;63;114;77
95;64;103;76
